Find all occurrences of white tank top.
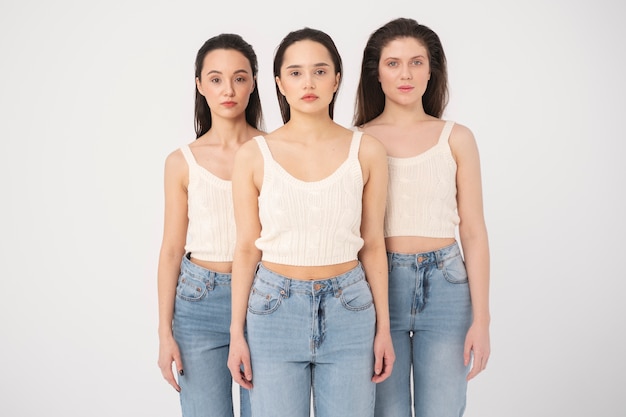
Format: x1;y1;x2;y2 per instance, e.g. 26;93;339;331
385;120;460;238
180;145;236;262
254;132;365;266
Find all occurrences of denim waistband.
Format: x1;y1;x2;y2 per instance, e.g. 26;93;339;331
387;241;461;266
255;262;365;296
180;252;232;284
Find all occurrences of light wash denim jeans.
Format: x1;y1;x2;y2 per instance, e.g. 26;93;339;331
246;262;376;417
374;242;472;417
173;253;251;417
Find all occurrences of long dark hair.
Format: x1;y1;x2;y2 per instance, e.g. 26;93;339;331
273;27;343;123
194;33;263;138
353;17;448;126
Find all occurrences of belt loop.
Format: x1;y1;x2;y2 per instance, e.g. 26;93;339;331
435;249;443;270
331;278;342;298
207;271;215;290
283;276;290;298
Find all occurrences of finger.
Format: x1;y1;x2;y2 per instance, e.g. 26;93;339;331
478;353;489;374
372;355;394;383
373;353;383;376
463;341;472;367
466;355;484;381
160;364;181;392
466;362;478;381
173;354;183;391
229;359;253;389
242;357;253;386
371;366;392;383
238;371;253;390
234;366;253;390
174;353;184;377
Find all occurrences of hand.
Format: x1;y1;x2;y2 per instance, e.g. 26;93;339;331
464;320;490;381
158;335;183;392
227;335;253;389
372;330;395;383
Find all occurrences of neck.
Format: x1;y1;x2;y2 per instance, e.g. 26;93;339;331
380;100;432;126
283;110;337;139
205;115;254;146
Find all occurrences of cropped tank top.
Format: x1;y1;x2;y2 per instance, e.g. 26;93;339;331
385;120;460;238
254;132;365;266
180;145;236;262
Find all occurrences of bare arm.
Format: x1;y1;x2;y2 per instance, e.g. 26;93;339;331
358;134;395;383
156;150;189;392
227;140;263;390
451;124;491;381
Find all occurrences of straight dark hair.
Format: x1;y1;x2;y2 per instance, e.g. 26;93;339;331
273;27;343;123
194;33;264;138
354;18;448;126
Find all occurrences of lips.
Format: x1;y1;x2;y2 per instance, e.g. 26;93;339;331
301;94;318;101
221;101;237;107
398;85;414;92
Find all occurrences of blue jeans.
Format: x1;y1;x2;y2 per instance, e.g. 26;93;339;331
374;242;472;417
246;263;376;417
173;253;251;417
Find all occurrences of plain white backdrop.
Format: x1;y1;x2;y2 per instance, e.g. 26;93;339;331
1;0;624;416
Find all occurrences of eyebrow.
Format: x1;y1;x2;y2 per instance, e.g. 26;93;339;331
206;69;250;75
384;55;427;60
284;62;331;69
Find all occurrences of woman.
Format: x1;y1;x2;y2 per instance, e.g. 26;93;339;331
354;17;491;417
157;33;264;417
227;27;394;417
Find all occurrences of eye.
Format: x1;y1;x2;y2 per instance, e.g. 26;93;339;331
386;61;398;68
289;70;301;77
235;76;247;83
314;69;327;76
210;77;221;84
411;59;423;66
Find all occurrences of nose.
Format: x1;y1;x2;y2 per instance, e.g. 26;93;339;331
224;80;235;96
303;73;315;89
400;64;412;80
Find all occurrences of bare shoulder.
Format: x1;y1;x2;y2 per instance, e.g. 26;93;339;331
164;147;188;176
359;132;387;159
449;121;479;157
234;135;263;164
449;122;477;145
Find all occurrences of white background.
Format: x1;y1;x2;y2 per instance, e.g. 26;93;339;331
1;0;624;416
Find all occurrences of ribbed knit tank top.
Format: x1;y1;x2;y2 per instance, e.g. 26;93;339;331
254;132;365;266
385;120;460;238
180;145;236;262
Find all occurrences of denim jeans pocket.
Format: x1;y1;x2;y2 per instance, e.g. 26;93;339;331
442;254;469;284
176;272;208;301
248;278;285;315
340;279;374;311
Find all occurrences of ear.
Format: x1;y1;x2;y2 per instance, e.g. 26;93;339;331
196;77;205;97
334;72;341;92
275;76;285;96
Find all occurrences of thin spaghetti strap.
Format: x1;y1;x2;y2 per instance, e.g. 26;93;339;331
348;131;363;160
179;145;197;169
253;136;273;162
438;120;456;144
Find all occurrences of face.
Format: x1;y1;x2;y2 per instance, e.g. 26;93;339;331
196;49;255;119
275;39;340;114
378;37;431;106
